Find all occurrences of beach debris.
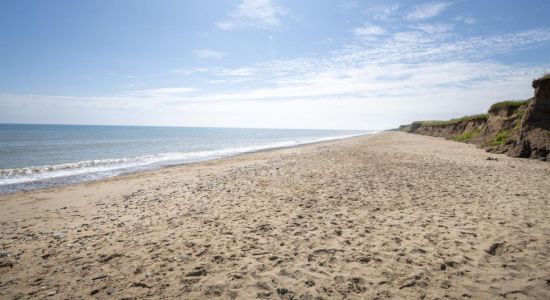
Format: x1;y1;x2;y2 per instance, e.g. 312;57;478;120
196;248;209;257
90;288;101;295
304;280;315;287
131;282;152;289
92;274;108;280
257;281;271;290
445;261;458;268
346;277;367;294
0;258;14;268
254;223;273;232
441;280;451;289
52;232;65;240
179;255;189;262
185;267;207;277
98;253;123;263
399;280;416;289
357;256;371;264
485;242;505;256
106;287;116;295
486;157;498;161
441;260;459;270
276;288;293;297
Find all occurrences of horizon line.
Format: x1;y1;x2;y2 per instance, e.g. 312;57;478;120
0;122;375;132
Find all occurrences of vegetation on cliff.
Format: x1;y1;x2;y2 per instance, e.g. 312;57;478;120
412;114;488;126
489;100;529;112
452;128;481;142
491;129;511;146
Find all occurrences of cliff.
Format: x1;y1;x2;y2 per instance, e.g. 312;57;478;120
511;76;550;158
399;76;550;161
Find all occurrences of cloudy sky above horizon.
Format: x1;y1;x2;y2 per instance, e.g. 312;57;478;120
1;0;549;130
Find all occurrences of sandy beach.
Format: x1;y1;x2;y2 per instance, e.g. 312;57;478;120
1;131;549;299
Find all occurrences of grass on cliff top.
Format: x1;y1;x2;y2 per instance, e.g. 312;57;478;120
539;73;550;80
412;114;488;126
489;100;529;111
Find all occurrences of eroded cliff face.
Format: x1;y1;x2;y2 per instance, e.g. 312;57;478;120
512;78;550;159
410;117;487;140
400;77;550;161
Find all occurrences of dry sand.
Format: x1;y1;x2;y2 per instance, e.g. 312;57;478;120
1;132;550;299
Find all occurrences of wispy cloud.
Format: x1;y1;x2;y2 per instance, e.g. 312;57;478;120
405;2;452;21
129;87;197;97
341;1;359;11
353;24;386;38
413;23;454;34
365;4;400;21
193;49;226;60
216;68;256;77
217;0;286;30
454;16;477;25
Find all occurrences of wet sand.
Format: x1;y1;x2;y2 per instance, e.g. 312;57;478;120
1;131;549;299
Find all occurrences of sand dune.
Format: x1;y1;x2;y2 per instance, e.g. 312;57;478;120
1;132;549;299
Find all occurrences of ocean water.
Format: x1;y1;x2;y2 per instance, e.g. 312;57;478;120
0;124;370;194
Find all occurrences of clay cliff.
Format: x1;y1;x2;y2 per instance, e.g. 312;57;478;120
511;77;550;158
398;76;550;160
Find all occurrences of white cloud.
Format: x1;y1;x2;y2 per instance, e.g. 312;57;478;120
413;23;454;34
365;4;400;21
193;49;226;60
129;87;197;97
405;2;452;21
217;0;286;30
464;17;476;25
454;16;477;25
341;1;359;11
353;24;386;37
216;68;256;77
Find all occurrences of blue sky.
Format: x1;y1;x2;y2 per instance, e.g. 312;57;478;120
1;0;549;130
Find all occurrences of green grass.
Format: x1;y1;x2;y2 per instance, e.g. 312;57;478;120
489;100;529;111
452;128;481;142
413;114;488;126
398;124;412;132
492;130;510;146
513;108;525;130
516;106;525;119
539;73;550;80
511;104;527;131
513;119;522;131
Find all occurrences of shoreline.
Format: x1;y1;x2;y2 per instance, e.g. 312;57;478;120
0;132;372;196
1;132;549;299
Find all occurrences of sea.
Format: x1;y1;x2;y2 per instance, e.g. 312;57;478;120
0;124;371;194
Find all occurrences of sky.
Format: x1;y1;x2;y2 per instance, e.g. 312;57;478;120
0;0;549;130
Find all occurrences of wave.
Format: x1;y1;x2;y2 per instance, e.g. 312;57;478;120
0;133;369;189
